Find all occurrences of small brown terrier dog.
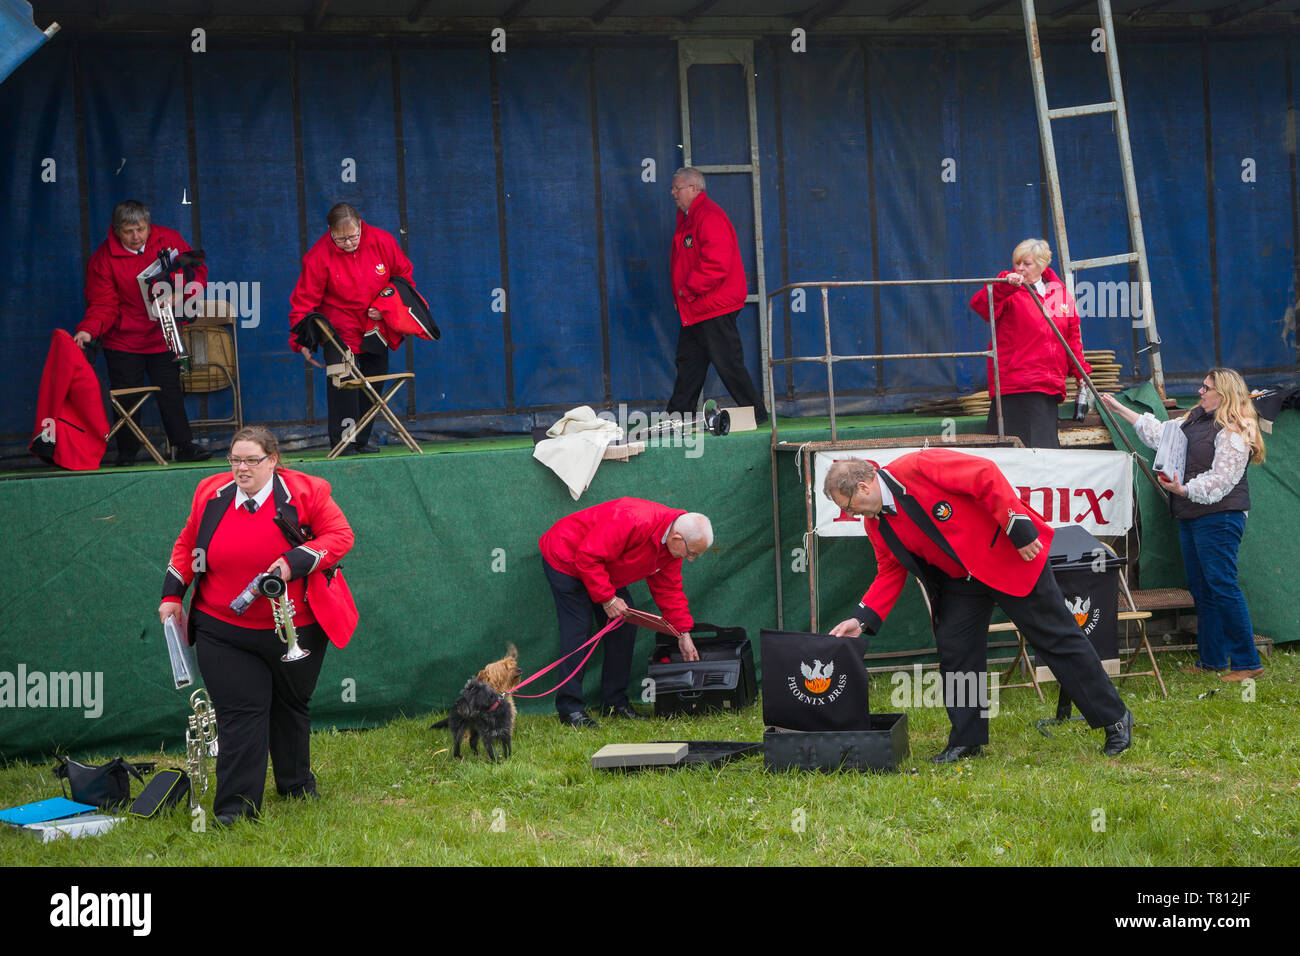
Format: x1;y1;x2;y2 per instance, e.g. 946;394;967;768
432;645;521;755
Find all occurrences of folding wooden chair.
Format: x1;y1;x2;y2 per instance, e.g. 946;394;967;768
313;316;422;459
105;386;168;466
181;298;243;432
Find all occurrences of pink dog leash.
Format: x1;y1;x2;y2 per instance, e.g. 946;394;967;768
508;617;625;699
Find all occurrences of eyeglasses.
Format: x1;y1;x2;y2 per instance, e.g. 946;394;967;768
331;231;361;246
670;184;698;193
227;455;271;467
685;543;707;560
1199;383;1215;393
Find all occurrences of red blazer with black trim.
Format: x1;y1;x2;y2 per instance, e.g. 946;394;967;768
161;468;358;648
857;449;1053;634
539;497;694;633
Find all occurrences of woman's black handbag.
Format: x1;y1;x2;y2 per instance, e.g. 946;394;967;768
52;756;152;811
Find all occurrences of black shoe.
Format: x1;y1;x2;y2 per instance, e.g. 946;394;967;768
213;810;258;828
929;744;983;764
175;442;211;462
600;703;649;720
356;443;380;454
279;785;320;801
558;710;599;728
114;453;138;467
1102;709;1134;756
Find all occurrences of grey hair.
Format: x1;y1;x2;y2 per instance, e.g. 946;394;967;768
823;458;877;502
673;167;706;191
673;512;714;549
111;200;151;231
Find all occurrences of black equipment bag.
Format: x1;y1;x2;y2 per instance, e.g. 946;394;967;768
648;623;756;716
128;770;191;819
759;628;872;732
52;756;152;811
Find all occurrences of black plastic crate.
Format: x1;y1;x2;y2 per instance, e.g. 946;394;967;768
1047;524;1123;673
763;713;909;773
647;623;756;716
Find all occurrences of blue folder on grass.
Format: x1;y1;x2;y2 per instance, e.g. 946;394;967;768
0;797;98;825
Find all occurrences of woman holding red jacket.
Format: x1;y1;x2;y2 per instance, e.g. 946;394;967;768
158;426;357;826
968;238;1091;449
288;202;416;454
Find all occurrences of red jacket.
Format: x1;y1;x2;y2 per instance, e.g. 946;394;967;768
856;449;1054;634
670;191;747;327
288;222;414;353
540;497;695;633
77;224;206;353
968;267;1090;400
30;329;109;471
162;468;358;648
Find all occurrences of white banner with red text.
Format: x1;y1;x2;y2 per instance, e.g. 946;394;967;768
812;447;1133;538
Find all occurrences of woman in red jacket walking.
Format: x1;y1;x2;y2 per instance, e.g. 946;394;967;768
159;426;357;825
969;238;1090;449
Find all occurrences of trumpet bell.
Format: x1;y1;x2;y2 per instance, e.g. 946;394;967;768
281;642;311;663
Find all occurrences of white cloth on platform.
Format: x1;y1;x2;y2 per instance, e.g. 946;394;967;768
532;406;624;501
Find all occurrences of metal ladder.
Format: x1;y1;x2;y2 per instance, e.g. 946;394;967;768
676;38;770;409
1021;0;1166;398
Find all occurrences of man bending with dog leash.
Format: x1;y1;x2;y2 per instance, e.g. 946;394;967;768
539;498;711;728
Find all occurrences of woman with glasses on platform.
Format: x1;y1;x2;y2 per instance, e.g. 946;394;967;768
288;202;417;454
158;426;358;825
1101;369;1266;681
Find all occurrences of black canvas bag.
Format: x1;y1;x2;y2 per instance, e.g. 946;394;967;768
760;629;871;732
52;756;151;811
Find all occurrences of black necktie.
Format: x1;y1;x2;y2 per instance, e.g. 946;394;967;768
244;500;258;514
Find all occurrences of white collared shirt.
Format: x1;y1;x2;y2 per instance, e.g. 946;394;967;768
235;480;274;513
877;474;897;516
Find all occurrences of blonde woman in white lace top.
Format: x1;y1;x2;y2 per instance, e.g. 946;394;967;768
1101;370;1266;681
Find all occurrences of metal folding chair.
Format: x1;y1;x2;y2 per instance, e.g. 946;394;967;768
313;316;422;459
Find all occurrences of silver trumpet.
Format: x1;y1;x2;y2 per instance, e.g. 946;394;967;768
258;571;310;663
185;687;218;810
142;248;191;372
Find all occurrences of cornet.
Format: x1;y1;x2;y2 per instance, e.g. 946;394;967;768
258;571;310;662
138;247;191;372
185;687;218;810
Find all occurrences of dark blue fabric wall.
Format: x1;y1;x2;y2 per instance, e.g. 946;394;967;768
3;32;1297;442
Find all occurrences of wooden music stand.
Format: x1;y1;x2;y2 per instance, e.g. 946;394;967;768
312;317;423;459
105;386;168;466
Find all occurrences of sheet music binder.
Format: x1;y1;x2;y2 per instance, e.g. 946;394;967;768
1153;419;1187;484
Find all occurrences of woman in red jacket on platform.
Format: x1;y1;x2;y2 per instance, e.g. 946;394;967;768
968;238;1090;449
289;202;416;454
158;426;357;826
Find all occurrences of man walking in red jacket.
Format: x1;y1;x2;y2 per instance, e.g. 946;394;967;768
824;451;1133;762
73;200;210;466
666;168;768;424
540;498;712;727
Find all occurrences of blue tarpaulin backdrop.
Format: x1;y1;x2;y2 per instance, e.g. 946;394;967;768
3;33;1298;442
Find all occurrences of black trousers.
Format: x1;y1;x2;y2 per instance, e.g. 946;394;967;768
193;608;328;817
667;309;767;419
928;564;1126;747
324;342;388;449
985;391;1060;449
103;348;193;457
543;560;639;716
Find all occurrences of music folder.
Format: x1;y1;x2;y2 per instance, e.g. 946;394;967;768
619;608;682;638
1153;419;1187;484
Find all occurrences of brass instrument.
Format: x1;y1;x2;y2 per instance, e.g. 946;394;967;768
137;247;191;372
258;571;310;662
185;687;218;810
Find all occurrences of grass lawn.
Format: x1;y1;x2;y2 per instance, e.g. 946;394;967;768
2;649;1297;867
